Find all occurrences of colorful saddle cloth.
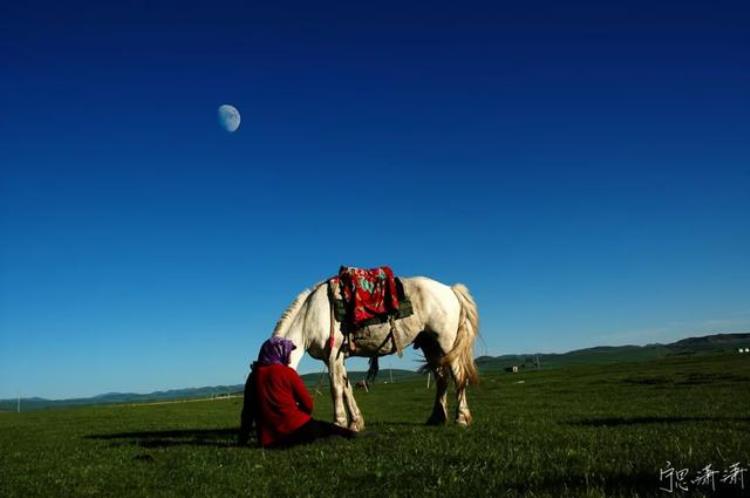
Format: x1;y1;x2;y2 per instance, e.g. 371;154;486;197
329;265;413;328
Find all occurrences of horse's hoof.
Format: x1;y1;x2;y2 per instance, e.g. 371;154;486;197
456;415;472;427
349;419;365;432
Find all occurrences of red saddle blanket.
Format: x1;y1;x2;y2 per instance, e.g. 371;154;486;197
332;265;400;326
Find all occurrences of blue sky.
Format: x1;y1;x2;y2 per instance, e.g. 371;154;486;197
1;0;749;399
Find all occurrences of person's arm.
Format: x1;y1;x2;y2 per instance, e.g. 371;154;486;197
288;368;314;414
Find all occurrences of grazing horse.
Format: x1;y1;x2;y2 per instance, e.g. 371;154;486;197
269;276;479;431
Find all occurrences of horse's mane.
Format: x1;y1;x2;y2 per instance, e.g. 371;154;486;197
271;283;321;336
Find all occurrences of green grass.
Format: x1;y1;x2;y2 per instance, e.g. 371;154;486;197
1;353;749;497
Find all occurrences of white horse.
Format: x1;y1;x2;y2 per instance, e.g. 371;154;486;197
270;276;479;431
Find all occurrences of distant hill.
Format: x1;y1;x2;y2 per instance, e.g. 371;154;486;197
300;368;417;386
476;332;750;372
0;385;246;412
2;333;747;411
668;333;750;352
0;369;418;412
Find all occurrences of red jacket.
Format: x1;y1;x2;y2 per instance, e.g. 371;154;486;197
253;364;313;447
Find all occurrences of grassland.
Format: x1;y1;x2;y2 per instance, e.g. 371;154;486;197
1;353;749;497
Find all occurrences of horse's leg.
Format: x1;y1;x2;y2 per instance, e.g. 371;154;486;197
426;366;449;425
449;363;473;426
416;331;449;425
327;356;349;428
342;372;365;432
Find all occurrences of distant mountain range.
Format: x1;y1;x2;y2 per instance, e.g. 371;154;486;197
2;333;748;412
475;332;750;371
0;369;418;412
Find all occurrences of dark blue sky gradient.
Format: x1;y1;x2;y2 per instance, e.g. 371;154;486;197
1;0;749;398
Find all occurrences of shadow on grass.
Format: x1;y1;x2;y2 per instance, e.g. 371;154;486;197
85;428;242;448
367;421;427;427
568;416;750;427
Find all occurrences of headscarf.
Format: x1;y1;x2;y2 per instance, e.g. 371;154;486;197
255;336;296;367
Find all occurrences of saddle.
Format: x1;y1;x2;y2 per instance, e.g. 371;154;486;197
327;265;414;354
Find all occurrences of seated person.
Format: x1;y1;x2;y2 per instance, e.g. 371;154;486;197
239;336;356;448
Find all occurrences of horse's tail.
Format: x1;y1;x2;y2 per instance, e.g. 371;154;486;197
441;283;479;387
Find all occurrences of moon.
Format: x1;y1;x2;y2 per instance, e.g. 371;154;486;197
218;104;241;133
